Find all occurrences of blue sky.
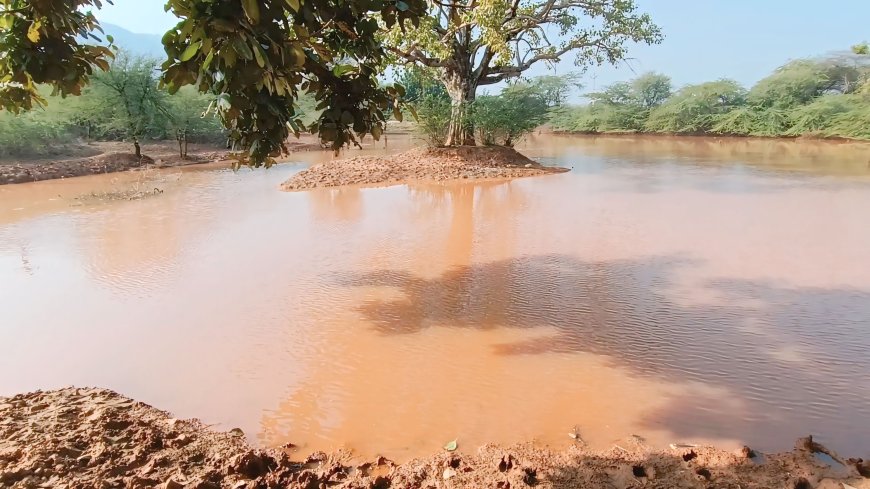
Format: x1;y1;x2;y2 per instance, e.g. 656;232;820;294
95;0;870;90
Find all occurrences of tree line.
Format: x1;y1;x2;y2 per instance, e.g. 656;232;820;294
1;0;660;164
549;44;870;140
0;53;226;159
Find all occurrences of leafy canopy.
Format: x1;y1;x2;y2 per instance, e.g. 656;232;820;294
383;0;662;88
1;0;426;165
0;0;114;112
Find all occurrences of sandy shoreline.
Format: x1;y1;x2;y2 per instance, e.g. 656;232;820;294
280;146;569;191
1;388;868;488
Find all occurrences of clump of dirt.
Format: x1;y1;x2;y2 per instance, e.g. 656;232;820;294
1;388;868;489
280;146;569;191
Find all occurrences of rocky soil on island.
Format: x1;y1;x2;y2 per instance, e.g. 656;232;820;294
280;146;569;191
2;387;869;489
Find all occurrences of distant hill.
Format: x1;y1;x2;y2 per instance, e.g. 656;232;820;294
99;23;165;59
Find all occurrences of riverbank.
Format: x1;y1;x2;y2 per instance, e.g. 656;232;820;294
549;128;870;145
0;136;326;186
1;388;868;488
0;141;229;185
281;146;568;191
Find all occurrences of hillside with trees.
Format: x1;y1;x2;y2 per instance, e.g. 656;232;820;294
549;44;870;141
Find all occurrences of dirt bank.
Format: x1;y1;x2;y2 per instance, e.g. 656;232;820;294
280;146;569;191
0;134;327;185
0;141;231;185
1;388;868;488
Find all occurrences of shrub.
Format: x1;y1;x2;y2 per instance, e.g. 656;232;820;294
472;86;549;146
645;79;746;133
0;102;76;157
414;95;452;146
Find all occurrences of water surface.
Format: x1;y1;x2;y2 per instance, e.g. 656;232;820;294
2;134;869;460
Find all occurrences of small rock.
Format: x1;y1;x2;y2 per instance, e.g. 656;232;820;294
524;163;532;168
522;467;538;486
192;480;220;489
442;467;456;480
738;446;757;459
163;479;183;489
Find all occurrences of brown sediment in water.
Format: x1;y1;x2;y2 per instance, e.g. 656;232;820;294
2;388;868;489
280;146;569;191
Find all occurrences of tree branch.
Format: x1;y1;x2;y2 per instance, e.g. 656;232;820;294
387;46;448;68
487;38;617;78
472;46;494;83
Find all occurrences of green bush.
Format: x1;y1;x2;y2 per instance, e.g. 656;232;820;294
472;86;549;146
0;99;76;157
825;96;870;139
748;60;832;109
414;95;452;146
645;80;746;133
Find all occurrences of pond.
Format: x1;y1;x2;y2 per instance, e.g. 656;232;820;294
1;134;869;460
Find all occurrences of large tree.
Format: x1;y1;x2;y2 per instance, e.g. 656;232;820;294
383;0;661;145
0;0;425;165
88;53;169;159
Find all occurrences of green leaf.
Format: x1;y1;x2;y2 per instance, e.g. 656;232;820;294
392;105;403;122
202;50;215;71
284;0;301;12
332;64;355;77
106;34;114;44
242;0;261;24
408;105;419;122
232;37;254;60
180;41;202;62
444;440;457;452
253;44;266;68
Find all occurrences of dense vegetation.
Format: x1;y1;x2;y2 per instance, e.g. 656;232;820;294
383;0;660;145
1;0;428;165
409;70;578;147
550;45;870;140
2;0;658;159
0;54;224;159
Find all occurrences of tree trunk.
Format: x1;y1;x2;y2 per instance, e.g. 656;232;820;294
443;71;477;146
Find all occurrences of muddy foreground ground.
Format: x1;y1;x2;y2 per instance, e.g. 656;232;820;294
1;388;868;488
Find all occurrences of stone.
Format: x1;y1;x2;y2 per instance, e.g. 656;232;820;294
163;479;183;489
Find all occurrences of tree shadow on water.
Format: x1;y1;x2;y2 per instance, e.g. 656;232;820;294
337;254;870;456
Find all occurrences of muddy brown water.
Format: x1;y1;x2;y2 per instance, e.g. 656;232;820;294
2;134;870;461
